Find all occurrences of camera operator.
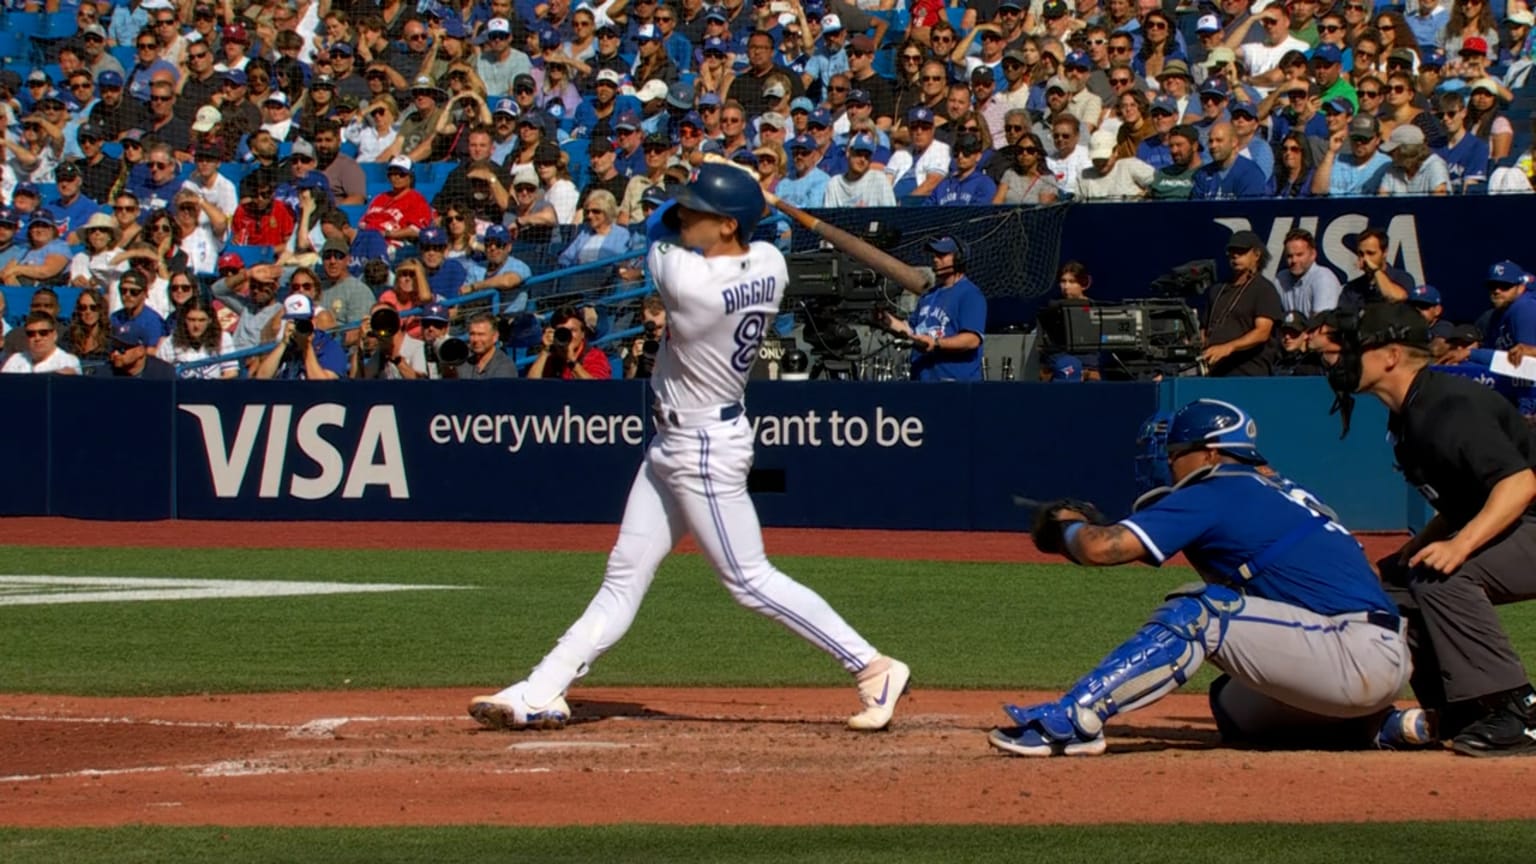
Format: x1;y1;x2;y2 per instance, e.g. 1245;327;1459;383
1201;230;1283;377
254;295;347;380
420;302;458;379
528;305;612;380
623;293;667;379
463;313;518;379
881;236;986;382
354;301;430;379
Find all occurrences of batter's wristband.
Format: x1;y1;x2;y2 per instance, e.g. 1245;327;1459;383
1063;521;1086;563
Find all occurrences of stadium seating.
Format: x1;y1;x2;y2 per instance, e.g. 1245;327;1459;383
221;244;276;266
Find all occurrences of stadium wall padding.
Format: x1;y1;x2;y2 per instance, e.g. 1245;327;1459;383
2;377;1417;530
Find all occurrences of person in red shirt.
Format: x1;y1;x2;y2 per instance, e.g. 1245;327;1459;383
359;154;434;254
229;177;295;245
528;305;612;379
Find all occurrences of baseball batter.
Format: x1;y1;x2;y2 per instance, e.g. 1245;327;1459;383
469;162;911;732
992;399;1416;757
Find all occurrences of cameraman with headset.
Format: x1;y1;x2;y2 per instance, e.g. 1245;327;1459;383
623;293;667;379
254;295;348;380
528;305;613;380
881;235;986;382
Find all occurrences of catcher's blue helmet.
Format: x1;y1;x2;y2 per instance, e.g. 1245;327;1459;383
1165;398;1267;464
1134;410;1174;493
663;162;765;242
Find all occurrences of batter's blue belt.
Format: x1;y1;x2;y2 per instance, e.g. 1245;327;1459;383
653;402;744;428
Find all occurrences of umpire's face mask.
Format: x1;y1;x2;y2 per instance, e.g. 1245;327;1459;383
1325;315;1366;440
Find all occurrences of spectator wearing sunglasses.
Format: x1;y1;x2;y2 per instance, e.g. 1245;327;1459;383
1226;4;1309;91
108;269;166;349
2;311;80;374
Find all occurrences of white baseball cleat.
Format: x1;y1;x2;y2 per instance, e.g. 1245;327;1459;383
848;656;911;731
988;724;1108;757
468;683;571;731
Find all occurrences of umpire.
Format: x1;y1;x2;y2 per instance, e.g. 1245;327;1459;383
1351;302;1536;757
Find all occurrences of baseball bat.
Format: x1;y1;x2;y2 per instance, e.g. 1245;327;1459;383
767;194;934;296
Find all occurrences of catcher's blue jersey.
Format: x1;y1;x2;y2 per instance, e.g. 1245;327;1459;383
1120;466;1393;616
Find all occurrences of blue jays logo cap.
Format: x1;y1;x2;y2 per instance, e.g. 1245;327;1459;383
906;105;935;125
847;88;870;104
703;36;728;53
1229;101;1258;119
493;98;518;117
847;133;876;153
111;321;146;348
97;70;124;88
808;107;832;127
1321;96;1353;115
419;226;448;247
484;224;511;244
0;207;17;227
1488;260;1530;285
1151;95;1178;114
1064;51;1091;70
422;302;450;323
1050;354;1081;381
1421;47;1446;68
789;133;816;152
1408;284;1442;306
705;5;728;21
1199;78;1229;97
1311;44;1343;65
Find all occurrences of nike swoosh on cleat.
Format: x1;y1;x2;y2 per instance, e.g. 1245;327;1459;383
874;676;890;706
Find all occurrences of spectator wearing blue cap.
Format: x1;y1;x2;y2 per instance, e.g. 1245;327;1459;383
1434;91;1490;193
823;133;895;206
1059;52;1103;133
1048;354;1082;383
0;209;25;275
883;235;986;382
1136;96;1180;169
1227;99;1273;180
803;106;846;176
1308;43;1357;111
275;139;337;217
108;318;176;379
414;225;469;300
631;26;681;92
1190;122;1270;199
929;132;998;205
888;106;950;197
463;223;533;297
777;133;832;207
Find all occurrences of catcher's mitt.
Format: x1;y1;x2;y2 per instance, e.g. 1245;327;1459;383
1030;499;1105;555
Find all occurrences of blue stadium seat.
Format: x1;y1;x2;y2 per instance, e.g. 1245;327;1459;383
414;161;455;201
562;138;590;188
873;46;895;79
945;6;966;30
41;63;62;85
7;12;43;36
0;32;26;65
340;140;359;158
360;161;389;193
39;11;77;40
339;203;366;227
219;160;254;185
32;182;57;203
109;45;136;71
101;141;123;159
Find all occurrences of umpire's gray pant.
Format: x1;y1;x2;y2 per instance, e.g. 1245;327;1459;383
1381;517;1536;706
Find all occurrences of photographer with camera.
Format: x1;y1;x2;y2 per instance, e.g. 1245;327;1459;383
623;293;667;379
254;294;347;380
881;235;986;382
528;305;613;380
355;301;430;379
421;302;471;379
464;312;518;379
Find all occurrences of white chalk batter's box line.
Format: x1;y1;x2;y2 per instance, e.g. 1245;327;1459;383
0;574;472;606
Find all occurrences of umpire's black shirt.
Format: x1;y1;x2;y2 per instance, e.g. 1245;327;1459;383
1389;367;1536;530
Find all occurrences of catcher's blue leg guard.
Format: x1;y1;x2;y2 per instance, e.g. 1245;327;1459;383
1006;583;1244;741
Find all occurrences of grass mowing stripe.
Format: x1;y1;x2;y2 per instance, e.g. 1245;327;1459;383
2;823;1533;864
1;546;1534;697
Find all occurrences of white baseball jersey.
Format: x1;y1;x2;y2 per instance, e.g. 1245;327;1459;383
646;239;785;412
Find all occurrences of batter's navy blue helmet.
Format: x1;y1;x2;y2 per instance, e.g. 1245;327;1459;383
664;161;765;243
1165;398;1267;464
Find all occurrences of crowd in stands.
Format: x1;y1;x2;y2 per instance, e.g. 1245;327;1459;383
0;0;1531;379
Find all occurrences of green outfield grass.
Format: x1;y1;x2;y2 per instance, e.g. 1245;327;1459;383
3;823;1535;864
4;545;1536;695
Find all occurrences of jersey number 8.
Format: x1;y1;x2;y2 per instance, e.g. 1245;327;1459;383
731;312;767;373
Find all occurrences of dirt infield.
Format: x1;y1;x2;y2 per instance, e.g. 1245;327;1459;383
6;518;1517;830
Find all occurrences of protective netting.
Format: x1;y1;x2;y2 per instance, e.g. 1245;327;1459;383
789;203;1074;300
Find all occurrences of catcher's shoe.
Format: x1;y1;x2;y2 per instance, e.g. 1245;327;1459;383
1374;707;1437;751
988;723;1107;758
848;656;911;731
468;685;571;731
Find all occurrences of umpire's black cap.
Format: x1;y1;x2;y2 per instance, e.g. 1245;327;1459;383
1357;302;1431;350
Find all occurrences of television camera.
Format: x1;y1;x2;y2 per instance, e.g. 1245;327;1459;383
783;223;910;380
1035;260;1213;380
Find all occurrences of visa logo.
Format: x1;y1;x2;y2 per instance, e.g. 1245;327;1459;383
178;404;410;500
1214;213;1425;286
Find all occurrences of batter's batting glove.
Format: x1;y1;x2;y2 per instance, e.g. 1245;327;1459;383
1030;499;1106;556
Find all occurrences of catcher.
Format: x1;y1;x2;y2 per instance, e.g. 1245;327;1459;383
992;398;1418;757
